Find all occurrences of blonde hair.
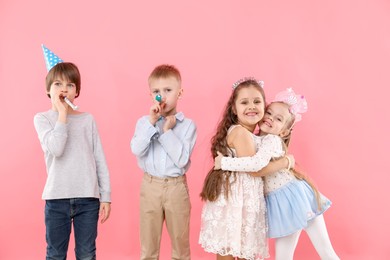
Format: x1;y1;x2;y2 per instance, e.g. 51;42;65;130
148;64;181;85
272;101;323;211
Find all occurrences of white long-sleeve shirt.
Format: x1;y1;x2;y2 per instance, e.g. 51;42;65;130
221;134;295;193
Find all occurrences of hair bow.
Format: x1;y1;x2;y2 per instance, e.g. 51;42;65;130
273;88;308;123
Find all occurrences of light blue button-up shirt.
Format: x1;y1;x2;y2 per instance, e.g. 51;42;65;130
130;112;197;178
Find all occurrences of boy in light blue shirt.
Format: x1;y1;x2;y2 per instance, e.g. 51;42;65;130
131;64;196;260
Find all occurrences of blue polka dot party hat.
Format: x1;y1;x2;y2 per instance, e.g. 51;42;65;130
41;44;63;71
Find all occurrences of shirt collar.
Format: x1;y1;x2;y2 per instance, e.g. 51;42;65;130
158;112;184;122
175;112;184;121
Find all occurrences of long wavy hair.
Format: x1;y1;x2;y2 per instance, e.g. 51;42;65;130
200;79;266;201
274;102;323;210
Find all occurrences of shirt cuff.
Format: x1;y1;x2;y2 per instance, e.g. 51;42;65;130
100;192;111;203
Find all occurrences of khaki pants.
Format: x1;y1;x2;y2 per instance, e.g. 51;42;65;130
140;173;191;260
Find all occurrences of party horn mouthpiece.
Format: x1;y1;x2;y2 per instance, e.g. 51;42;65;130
64;97;79;110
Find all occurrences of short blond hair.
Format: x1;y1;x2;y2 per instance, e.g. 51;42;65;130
148;64;181;85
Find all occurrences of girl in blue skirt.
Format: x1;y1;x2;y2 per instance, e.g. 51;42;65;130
214;88;339;260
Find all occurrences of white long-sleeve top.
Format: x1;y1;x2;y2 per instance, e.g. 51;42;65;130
221;134;283;172
221;134;294;194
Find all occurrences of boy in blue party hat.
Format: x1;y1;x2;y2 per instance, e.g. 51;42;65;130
34;44;111;260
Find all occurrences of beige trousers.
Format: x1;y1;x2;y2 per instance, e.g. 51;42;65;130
140;173;191;260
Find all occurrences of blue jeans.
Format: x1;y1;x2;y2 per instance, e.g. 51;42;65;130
45;198;99;260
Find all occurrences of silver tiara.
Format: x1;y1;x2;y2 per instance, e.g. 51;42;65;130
232;77;264;89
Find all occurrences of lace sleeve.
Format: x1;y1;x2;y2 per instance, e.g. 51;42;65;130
220;134;284;172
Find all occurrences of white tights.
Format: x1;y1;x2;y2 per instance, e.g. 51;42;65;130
275;215;340;260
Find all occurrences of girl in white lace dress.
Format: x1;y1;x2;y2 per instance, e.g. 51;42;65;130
199;79;292;260
215;89;339;260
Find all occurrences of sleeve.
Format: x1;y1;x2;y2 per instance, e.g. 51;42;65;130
92;118;111;202
33;113;68;157
130;116;158;157
221;134;284;172
158;120;197;168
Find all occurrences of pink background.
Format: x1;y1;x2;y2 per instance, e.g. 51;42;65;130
1;0;389;259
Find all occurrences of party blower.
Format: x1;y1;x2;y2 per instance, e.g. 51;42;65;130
64;97;79;110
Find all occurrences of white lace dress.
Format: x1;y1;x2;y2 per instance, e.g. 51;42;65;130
218;134;332;238
199;126;269;260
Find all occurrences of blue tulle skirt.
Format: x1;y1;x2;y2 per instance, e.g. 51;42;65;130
265;179;331;238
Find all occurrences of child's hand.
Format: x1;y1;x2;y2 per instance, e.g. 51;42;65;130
52;93;68;113
163;115;176;132
149;103;162;125
249;172;260;177
214;151;223;170
99;202;111;224
52;93;68;123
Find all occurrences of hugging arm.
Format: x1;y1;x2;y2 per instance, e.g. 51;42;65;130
216;134;294;176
